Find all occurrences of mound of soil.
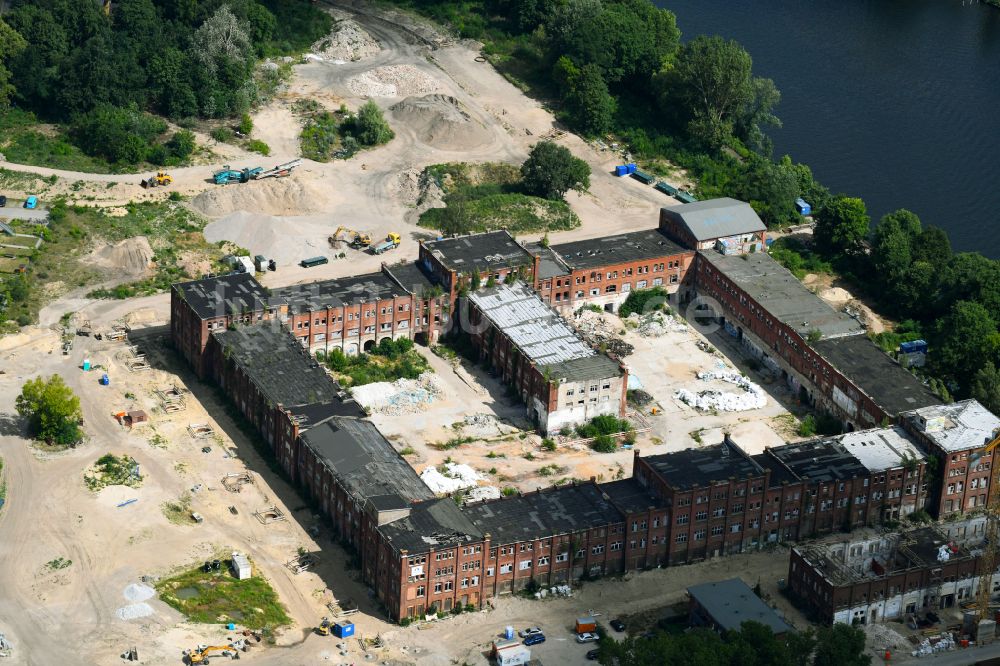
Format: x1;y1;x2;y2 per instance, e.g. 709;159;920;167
311;19;381;61
347;65;440;97
190;177;329;218
86;237;154;276
390;95;491;151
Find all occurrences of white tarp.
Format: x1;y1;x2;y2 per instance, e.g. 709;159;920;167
675;370;767;412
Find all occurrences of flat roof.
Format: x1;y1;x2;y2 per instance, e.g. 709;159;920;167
383;261;437;296
642;438;764;491
688;578;793;635
174;272;274;320
463;483;624;544
550;229;689;271
272;271;408;314
661;198;766;242
212;322;341;408
902;399;1000;453
599;478;669;513
540;354;623;382
767;439;868;483
468;283;599;366
699;251;863;340
423;230;534;272
836;426;925;472
378;498;483;553
812;335;940;416
523;241;570;280
300;417;434;506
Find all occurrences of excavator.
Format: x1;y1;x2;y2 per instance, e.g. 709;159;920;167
185;644;236;664
329;226;372;249
140;172;173;188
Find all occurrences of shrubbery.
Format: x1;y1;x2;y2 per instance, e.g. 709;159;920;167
618;287;670;318
323;338;430;387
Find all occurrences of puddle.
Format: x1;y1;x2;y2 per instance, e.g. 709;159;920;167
175;587;199;600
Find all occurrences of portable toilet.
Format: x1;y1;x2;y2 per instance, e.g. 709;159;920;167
100;373;110;386
231;551;251;580
333;621;355;638
795;197;812;216
82;359;91;371
504;626;515;640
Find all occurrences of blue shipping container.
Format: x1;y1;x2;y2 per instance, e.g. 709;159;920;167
899;340;928;354
333;621;355;638
615;165;629;177
795;198;812;216
626;163;637;174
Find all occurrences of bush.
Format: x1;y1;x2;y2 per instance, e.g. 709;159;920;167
619;287;670;318
247;139;270;156
576;415;632;439
797;415;816;437
211;127;235;143
70;104;167;164
167;130;196;160
239;113;254;135
350;100;394;146
541;438;556;451
591;434;617;453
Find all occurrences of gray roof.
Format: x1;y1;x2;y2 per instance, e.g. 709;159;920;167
212;322;342;408
462;483;624;544
699;251;863;340
378;498;484;553
836;426;925;472
599;478;669;513
468;283;599;366
901;399;1000;453
812;335;940;416
688;578;793;635
423;230;534;272
662;198;766;242
523;242;570;280
538;354;623;383
174;272;275;320
384;261;438;296
767;439;868;484
550;229;689;271
300;417;434;505
272;271;408;314
643;437;765;491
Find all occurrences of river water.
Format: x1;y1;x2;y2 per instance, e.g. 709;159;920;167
662;0;1000;256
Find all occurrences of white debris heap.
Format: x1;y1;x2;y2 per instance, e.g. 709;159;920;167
420;462;485;494
675;370;767;412
350;372;444;415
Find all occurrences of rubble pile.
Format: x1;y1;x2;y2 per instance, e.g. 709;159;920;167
420;462;484;494
629;312;688;337
574;310;634;356
675;370;767;412
350;373;444;415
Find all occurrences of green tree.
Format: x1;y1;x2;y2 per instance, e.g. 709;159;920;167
167;130;196;160
0;19;27;107
932;300;999;392
813;195;870;257
562;63;616;136
16;375;83;446
351;100;394;146
520;141;590;200
973;362;1000;415
871;209;921;301
813;623;870;666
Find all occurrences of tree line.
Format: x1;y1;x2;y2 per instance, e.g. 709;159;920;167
0;0;330;165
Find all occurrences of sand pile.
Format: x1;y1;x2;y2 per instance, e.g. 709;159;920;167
123;583;155;602
390;95;491;150
204;211;330;265
116;603;154;621
86;237;154;276
311;19;381;61
348;65;440;97
191;177;328;218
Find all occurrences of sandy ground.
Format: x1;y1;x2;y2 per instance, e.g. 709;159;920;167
0;3;909;665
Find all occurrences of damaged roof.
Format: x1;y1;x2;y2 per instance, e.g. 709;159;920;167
174;272;275;320
423;230;534;272
551;229;689;271
378;498;484;553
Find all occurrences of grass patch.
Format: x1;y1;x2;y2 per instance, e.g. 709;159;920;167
768;236;833;279
46;557;73;570
84;453;142;491
434;436;475;451
162;493;193;525
418;162;580;235
156;563;290;630
0;109;114;173
322;337;430;387
870;319;924;354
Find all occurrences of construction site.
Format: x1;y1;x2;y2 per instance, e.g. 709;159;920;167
2;3;1000;666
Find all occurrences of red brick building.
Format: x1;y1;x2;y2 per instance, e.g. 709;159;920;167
900;400;1000;517
418;230;538;306
466;283;627;435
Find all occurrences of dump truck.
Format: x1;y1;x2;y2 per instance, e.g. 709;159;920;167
371;233;401;255
140;172;172;188
213;165;263;185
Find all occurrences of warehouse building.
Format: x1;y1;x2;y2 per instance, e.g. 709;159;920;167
688;578;793;636
419;230;538;303
658;197;767;254
900;400;1000;517
466;283;627;435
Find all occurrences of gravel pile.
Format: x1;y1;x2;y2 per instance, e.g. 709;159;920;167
311;20;381;61
116;603;154;621
389;95;491;150
123;583;155;603
630;312;687;337
348;65;440;97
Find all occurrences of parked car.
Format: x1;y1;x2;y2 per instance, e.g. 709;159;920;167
523;633;546;646
609;619;626;632
24;195;37;209
576;632;599;643
586;649;601;661
518;627;543;638
0;195;7;207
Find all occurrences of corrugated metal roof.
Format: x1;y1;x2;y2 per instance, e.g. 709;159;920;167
662;197;766;241
469;283;596;365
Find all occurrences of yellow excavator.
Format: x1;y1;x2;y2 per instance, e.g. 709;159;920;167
329;226;371;249
186;644;233;664
316;617;333;636
141;171;173;188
